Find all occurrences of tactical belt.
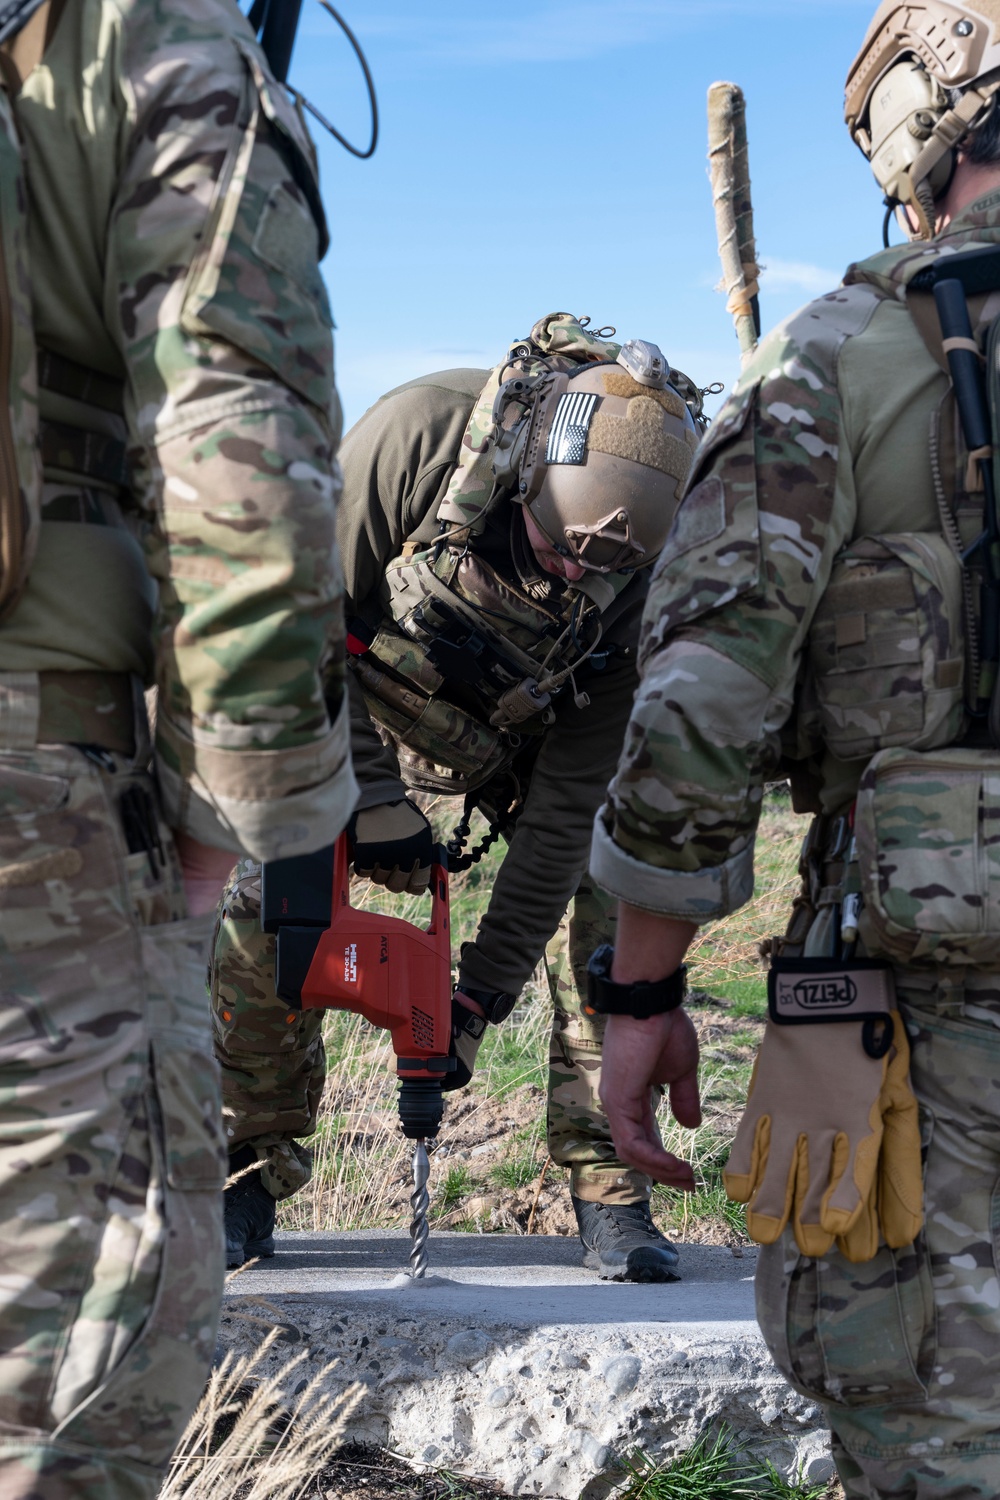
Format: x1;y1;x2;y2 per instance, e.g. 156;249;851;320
0;670;135;754
37;347;129;493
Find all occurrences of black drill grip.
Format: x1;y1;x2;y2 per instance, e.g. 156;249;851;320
260;844;335;934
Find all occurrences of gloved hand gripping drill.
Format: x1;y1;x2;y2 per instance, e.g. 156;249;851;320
348;796;435;895
347;795;518;1088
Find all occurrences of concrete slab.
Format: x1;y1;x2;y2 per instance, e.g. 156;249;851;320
219;1232;834;1498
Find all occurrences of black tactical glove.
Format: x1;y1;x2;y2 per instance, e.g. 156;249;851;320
347;798;433;895
443;987;517;1091
444;997;487;1091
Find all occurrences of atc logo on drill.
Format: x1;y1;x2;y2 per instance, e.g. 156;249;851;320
778;973;858;1013
344;943;358;984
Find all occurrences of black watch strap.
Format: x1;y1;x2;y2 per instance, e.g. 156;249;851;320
586;944;687;1019
454;984;518;1025
452;1000;487;1041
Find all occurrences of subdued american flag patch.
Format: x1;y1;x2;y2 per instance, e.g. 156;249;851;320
546;390;599;466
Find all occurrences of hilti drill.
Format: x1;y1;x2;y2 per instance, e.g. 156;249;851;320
261;835;455;1279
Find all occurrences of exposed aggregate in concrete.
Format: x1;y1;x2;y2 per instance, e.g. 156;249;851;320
220;1234;834;1498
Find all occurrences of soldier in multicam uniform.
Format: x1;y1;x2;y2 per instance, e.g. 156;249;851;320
0;0;355;1496
214;315;707;1281
591;3;1000;1495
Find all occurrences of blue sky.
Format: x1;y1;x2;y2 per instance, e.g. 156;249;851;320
287;0;883;429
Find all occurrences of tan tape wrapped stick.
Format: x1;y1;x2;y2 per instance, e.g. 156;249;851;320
708;81;761;366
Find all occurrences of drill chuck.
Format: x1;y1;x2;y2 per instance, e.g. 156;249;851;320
398;1079;445;1140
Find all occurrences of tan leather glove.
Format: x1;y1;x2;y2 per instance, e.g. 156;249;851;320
723;1008;923;1261
347;798;433;895
835;1022;924;1262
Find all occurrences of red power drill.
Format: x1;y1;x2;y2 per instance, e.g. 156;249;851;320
261;834;455;1275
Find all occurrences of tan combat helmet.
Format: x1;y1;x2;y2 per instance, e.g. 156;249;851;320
846;2;1000;240
490;339;699;574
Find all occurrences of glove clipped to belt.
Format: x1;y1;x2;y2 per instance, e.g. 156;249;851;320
347;798;433;895
723;959;923;1264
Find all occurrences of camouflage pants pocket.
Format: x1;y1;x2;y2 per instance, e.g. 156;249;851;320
544;877;655;1204
0;751;223;1498
211;862;325;1191
45;914;225;1477
759;1001;1000;1495
756;1231;936;1411
145;913;227;1190
42;1100;167;1441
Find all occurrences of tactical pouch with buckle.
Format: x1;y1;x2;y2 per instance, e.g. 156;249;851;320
855;745;1000;968
805;532;966;762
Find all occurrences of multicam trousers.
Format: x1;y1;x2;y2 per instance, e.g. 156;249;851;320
212;865;655;1206
756;991;1000;1498
0;744;226;1500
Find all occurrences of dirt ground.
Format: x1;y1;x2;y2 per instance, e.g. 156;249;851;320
306;1444;504;1499
312;1084;583;1238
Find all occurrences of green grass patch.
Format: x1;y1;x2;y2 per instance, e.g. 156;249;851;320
618;1426;828;1499
438;1164;473;1208
490;1150;542;1191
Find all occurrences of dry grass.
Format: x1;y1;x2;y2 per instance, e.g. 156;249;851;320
160;1321;363;1499
688;789;802;1010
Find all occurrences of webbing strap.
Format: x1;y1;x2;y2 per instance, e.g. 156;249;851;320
942;336;984;360
40;418;129;489
0;672;39;748
38;348;124;415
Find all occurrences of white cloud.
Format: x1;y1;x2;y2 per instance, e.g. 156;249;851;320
761;258;842;296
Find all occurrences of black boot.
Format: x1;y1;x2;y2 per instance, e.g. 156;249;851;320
224;1151;276;1269
572;1195;680;1283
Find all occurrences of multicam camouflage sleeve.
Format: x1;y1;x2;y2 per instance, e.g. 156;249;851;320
591;315;854;918
112;5;356;860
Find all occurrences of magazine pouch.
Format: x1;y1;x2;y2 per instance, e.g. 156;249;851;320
855;747;1000;967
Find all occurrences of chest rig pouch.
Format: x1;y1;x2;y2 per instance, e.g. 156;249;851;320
0;14;44;622
802;243;1000;971
0;0;132;623
355;536;627;795
351;314;642;796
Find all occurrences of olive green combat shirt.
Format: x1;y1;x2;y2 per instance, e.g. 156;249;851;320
338;370;645;996
0;0;356;860
592;198;1000;919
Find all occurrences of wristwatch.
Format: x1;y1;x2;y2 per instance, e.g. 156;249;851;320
453;984;518;1026
586;944;687;1019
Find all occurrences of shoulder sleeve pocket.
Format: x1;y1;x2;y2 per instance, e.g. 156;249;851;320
180;42;334;414
639;383;761;666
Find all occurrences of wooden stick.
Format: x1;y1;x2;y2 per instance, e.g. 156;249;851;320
708;81;761;366
525;1156;551;1237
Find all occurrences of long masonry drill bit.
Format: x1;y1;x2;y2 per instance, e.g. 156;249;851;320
408;1139;430;1280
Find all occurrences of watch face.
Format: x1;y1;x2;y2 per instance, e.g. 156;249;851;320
486;992;517;1025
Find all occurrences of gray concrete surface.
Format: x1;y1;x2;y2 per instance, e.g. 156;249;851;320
219;1231;834;1498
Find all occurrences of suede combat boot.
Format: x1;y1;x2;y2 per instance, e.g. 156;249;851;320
224;1150;276;1269
572;1195;680;1282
